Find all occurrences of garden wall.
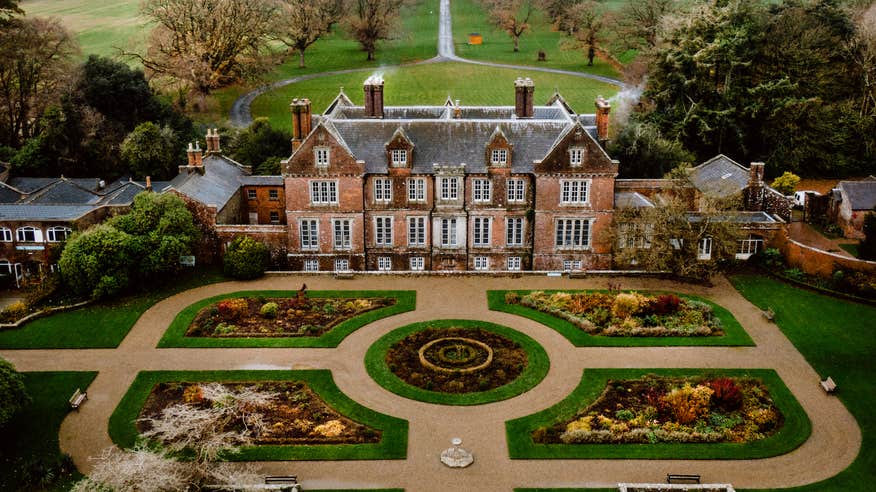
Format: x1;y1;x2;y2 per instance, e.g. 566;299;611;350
776;233;876;277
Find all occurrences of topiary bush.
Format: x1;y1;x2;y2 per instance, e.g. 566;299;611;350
260;302;279;319
0;357;31;427
223;236;269;279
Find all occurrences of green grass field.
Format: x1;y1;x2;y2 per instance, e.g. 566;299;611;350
488;290;753;347
0;371;98;492
505;368;810;460
158;290;416;348
250;61;619;132
0;268;225;349
451;0;621;78
109;370;408;461
839;243;860;258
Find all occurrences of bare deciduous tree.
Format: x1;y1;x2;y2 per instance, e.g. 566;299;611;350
273;0;343;68
615;0;678;51
134;0;277;96
346;0;406;61
485;0;534;52
561;1;609;66
0;17;77;147
71;446;188;492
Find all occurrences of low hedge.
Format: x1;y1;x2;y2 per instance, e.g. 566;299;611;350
109;370;408;460
158;290;416;348
488;290;754;347
506;368;810;460
365;319;550;406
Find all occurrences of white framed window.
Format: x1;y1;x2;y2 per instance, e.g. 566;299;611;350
555;218;591;249
334;258;350;271
315;147;330;168
563;260;583;271
310;180;338;205
736;235;764;260
0;259;11;274
303;259;319;272
491;148;507;165
409;257;425;271
299;219;319;250
377;256;392;271
16;226;42;243
407;178;425;202
507;256;521;271
474;256;489;270
506;217;524;246
472;179;491;202
560;180;589;204
618;223;652;249
0;228;11;242
374;216;393;246
332;219;352;250
46;226;72;243
472;217;491;247
247;189;257;200
269;189;279;201
507;179;525;202
374;178;392;202
698;237;713;260
440;218;458;247
408;216;426;246
439;177;459;200
391;149;407;167
569;147;585;167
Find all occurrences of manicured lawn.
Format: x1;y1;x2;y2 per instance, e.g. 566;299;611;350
839;243;860;258
0;371;98;492
505;368;809;460
365;319;550;406
0;268;226;349
729;274;876;491
159;290;416;348
451;0;622;78
110;370;408;460
488;290;754;347
251;61;619;132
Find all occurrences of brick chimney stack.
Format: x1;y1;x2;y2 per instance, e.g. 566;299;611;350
187;142;203;167
205;128;221;154
595;96;611;145
145;176;152;191
749;162;765;185
364;75;384;118
514;77;534;118
290;97;312;151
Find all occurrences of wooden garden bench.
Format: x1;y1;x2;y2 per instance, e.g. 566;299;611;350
69;388;87;410
334;271;354;279
667;474;701;484
821;376;837;393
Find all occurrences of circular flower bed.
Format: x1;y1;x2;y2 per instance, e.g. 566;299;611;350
366;320;550;405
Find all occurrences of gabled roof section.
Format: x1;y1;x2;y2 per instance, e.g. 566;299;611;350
689;154;750;198
444;95;455;107
838;180;876;210
540;120;613;164
167;154;248;211
546;91;575;116
486;126;510;148
323;88;354;116
386;126;415;149
615;192;654;208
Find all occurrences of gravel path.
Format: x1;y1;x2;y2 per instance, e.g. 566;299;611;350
229;0;624;127
0;274;860;491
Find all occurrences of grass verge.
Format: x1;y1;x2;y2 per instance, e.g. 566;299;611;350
0;268;226;349
0;371;98;491
729;274;876;491
488;290;753;347
109;370;408;460
838;243;859;258
158;290;415;348
364;319;550;406
505;368;809;460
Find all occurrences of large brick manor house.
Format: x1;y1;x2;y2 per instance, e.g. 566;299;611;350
0;76;788;279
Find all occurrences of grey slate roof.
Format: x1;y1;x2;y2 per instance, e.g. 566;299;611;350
0;183;22;203
0;204;97;221
689;155;750;198
614;192;654;208
687;211;780;224
168;155;248;210
241;176;284;186
23;179;102;205
838;180;876;210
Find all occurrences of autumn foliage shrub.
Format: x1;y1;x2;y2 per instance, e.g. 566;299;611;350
611;292;647;319
216;298;248;321
708;378;743;411
661;383;713;424
649;294;681;315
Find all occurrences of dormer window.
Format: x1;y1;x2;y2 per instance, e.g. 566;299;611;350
315;147;330;168
391;149;407;167
491;149;507;166
569;147;584;167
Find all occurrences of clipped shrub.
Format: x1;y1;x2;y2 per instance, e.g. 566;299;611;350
611;292;647;318
260;302;279;319
661;383;713;425
0;301;28;323
504;292;520;304
223;235;269;280
216;298;248;320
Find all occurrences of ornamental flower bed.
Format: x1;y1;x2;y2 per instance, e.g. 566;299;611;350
138;381;380;445
506;291;723;337
186;296;395;338
533;376;782;445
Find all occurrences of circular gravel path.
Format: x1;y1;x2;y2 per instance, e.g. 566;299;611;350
0;274;860;491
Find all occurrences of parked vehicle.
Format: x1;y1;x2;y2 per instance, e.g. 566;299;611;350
794;190;821;208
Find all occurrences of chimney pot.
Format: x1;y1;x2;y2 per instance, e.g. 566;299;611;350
595;96;611;144
145;176;152;191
